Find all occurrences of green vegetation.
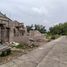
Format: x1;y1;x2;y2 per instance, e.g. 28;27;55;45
46;34;60;41
26;24;46;33
26;24;33;32
26;22;67;36
34;24;46;33
46;22;67;40
0;49;11;57
49;22;67;35
13;43;38;49
26;23;67;40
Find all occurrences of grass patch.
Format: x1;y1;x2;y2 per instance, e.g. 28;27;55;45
13;43;38;49
0;49;11;57
46;34;61;41
15;44;29;49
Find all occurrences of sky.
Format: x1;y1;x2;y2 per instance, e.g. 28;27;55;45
0;0;67;30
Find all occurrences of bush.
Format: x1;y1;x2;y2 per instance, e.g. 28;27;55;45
15;43;31;49
7;49;11;55
51;35;56;39
51;35;60;40
13;42;38;49
31;43;38;48
0;49;11;57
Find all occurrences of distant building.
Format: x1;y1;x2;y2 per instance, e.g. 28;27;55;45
0;12;26;44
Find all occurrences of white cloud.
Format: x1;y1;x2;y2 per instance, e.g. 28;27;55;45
0;0;67;30
32;7;48;15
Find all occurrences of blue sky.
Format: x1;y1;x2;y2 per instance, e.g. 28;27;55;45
0;0;67;29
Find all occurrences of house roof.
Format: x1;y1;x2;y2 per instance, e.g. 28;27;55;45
0;12;4;17
0;12;12;21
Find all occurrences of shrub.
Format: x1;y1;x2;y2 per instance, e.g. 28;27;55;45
51;35;56;39
15;43;30;49
0;49;11;57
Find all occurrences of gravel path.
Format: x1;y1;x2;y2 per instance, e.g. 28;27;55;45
0;36;67;67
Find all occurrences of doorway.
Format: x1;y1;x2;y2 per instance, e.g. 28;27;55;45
6;28;10;42
0;24;5;44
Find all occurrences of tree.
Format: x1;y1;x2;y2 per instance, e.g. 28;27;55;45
26;24;46;34
26;24;33;32
49;22;67;35
34;24;46;33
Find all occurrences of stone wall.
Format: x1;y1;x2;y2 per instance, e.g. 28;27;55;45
0;14;26;44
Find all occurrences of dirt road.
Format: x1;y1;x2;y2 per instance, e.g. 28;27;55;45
0;36;67;67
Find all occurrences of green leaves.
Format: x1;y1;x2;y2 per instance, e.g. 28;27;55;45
26;24;46;34
49;22;67;35
35;24;46;33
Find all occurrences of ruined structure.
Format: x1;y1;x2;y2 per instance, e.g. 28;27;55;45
0;12;26;44
29;30;46;42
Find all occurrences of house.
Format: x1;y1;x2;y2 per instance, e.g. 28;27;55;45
0;12;26;44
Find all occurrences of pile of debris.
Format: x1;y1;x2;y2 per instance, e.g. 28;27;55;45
20;30;47;46
29;30;47;42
